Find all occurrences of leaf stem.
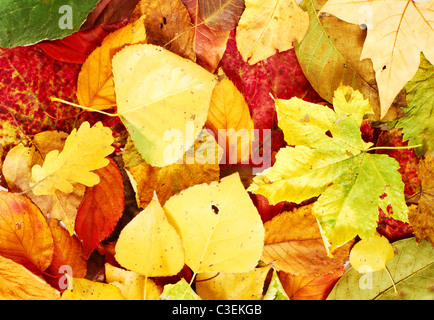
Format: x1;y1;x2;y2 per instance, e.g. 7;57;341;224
50;97;118;117
385;266;398;294
367;144;422;151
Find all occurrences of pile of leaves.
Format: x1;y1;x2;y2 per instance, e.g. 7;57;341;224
0;0;433;300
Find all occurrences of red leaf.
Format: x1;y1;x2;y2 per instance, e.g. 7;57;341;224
75;158;125;259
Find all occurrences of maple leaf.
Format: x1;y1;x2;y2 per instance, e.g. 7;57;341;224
236;0;309;65
248;85;408;251
163;173;265;274
112;43;218;167
320;0;434;118
30;121;115;195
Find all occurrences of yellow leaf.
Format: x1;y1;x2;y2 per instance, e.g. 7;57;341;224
61;275;126;300
112;43;218;167
105;263;160;300
236;0;309;64
349;232;394;273
115;194;185;277
163;173;265;273
206;78;255;164
77;17;147;111
196;265;271;300
0;255;60;300
30;122;114;195
320;0;434;118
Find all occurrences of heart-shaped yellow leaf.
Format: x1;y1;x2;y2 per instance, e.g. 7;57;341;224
115;194;184;277
163;173;264;273
112;44;218;167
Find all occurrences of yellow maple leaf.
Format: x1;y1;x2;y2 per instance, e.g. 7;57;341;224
236;0;309;65
30;121;114;195
115;193;185;277
163;172;265;274
320;0;434;118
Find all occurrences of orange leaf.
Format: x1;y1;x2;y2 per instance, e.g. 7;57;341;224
278;267;344;300
206;78;255;164
76;17;147;111
0;191;54;274
262;204;353;276
0;255;60;300
43;219;87;291
75;158;124;258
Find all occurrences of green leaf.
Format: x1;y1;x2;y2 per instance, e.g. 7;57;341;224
263;269;289;300
328;238;434;300
0;0;99;48
160;278;202;300
248;85;408;251
396;53;434;156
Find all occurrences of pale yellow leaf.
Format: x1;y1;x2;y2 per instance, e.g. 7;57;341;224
115;194;185;277
236;0;309;64
61;275;126;300
163;173;264;273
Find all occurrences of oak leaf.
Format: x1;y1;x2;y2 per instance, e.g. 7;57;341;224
163;173;265;273
112;44;218;167
115;194;185;277
320;0;434;118
76;17;147;111
0;255;60;300
236;0;309;65
262;205;353;276
248;85;408;251
30;121;115;195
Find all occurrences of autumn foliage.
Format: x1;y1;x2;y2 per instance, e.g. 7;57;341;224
0;0;433;301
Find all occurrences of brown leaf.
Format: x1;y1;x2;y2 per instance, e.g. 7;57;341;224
262;204;353;276
0;255;60;300
75;158;125;258
278;267;344;300
0;191;54;273
131;0;196;61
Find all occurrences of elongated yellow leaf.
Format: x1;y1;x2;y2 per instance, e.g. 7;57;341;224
320;0;434;118
112;44;218;167
115;194;184;277
30;122;114;195
236;0;309;64
163;173;264;273
61;275;126;300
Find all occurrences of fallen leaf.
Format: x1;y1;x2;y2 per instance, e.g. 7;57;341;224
408;156;434;246
262;205;353;276
122;137;220;209
206;78;255;164
115;194;185;277
112;44;218;167
105;263;160;300
278;267;344;300
0;255;60;300
349;232;394;273
160;278;201;300
163;173;265;273
75;157;125;258
320;0;434;118
131;0;196;61
294;0;406;121
328;237;434;300
76;17;147;111
236;0;309;65
30;121;115;195
0;191;54;273
396;53;434;156
196;265;271;300
61;275;126;300
248;85;408;251
263;269;290;300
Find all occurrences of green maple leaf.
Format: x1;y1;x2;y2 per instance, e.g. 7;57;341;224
396;53;434;156
248;85;408;252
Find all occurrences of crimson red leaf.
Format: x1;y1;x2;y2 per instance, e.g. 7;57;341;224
75;157;125;259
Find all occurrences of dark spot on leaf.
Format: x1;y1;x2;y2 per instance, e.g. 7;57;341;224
158;23;163;29
211;205;219;215
163;17;167;25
